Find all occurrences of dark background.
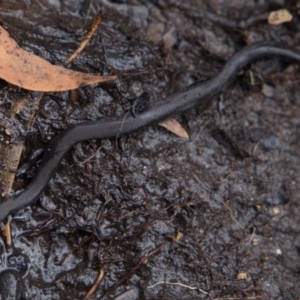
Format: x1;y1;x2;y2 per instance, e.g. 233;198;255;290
0;0;299;299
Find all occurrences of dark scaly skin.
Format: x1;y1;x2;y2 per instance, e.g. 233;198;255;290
1;42;300;221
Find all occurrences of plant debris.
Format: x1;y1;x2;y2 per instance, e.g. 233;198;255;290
159;119;189;139
0;26;116;92
268;9;292;25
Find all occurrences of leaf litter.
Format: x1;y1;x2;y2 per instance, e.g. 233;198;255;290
0;25;116;92
0;12;114;262
159;119;189;139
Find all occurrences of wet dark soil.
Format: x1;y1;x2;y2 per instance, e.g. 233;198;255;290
0;1;300;299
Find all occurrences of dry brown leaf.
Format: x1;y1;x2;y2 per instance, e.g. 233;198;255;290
159;119;189;139
0;26;116;92
268;9;292;25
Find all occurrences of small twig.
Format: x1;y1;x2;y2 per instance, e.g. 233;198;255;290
219;171;232;183
252;141;259;155
147;281;213;299
77;146;102;164
85;0;94;24
119;210;146;220
82;268;105;300
65;11;104;65
115;111;130;148
96;197;110;221
222;202;245;231
147;281;263;300
100;243;165;299
249;228;256;245
60;235;94;265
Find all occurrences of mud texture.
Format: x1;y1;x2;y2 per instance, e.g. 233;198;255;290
0;0;300;299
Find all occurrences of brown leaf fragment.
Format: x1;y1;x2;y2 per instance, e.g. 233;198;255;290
268;9;292;25
159;118;189;139
1;220;11;246
0;26;116;92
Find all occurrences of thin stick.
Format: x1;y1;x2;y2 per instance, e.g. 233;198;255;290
82;268;105;300
65;11;104;65
222;202;245;231
147;281;213;299
147;281;263;300
100;244;165;299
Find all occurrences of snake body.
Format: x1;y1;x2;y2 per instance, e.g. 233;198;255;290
1;42;300;221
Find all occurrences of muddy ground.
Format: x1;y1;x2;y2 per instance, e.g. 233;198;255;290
0;0;299;299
